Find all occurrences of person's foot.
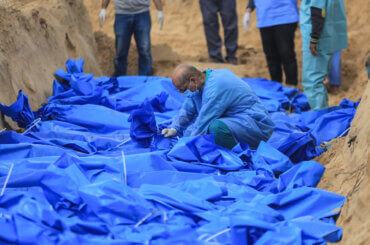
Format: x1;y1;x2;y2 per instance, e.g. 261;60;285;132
226;57;238;65
209;57;224;63
328;85;340;94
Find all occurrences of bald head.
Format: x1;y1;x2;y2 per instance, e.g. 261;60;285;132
172;64;202;93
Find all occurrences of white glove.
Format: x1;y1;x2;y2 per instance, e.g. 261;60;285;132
161;128;177;138
157;11;164;30
99;9;106;27
243;12;251;32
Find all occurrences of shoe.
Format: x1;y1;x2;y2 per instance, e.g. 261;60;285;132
226;58;238;65
210;57;224;63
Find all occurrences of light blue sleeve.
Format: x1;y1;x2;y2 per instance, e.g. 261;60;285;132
190;88;229;136
311;0;327;9
170;98;198;132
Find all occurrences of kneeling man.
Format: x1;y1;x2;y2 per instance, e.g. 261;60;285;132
162;65;275;149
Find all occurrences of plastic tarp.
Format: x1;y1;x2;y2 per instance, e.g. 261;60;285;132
0;58;358;244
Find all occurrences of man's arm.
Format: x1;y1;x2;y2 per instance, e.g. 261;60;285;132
170;98;198;133
190;90;229;136
309;0;327;56
153;0;164;29
310;7;325;44
309;7;325;56
99;0;110;27
153;0;163;11
101;0;110;9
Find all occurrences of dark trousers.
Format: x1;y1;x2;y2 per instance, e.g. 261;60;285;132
260;23;298;85
113;11;152;77
199;0;238;62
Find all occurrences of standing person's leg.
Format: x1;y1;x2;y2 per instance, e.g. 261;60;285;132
274;23;298;86
219;0;238;63
260;26;282;83
113;14;134;77
199;0;223;62
133;11;152;76
328;50;342;86
302;50;332;110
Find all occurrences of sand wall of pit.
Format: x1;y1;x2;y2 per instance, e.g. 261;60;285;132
0;0;102;129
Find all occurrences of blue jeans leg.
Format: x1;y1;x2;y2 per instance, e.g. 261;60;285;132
328;50;342;86
113;14;134;77
134;11;152;76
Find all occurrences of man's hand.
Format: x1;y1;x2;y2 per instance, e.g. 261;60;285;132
310;43;318;56
157;11;164;30
243;11;252;32
99;9;106;27
161;128;177;138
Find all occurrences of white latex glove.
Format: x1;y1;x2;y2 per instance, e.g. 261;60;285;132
99;9;106;27
157;11;164;30
161;128;177;138
243;12;251;32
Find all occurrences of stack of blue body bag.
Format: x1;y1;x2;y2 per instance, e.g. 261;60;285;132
0;59;359;244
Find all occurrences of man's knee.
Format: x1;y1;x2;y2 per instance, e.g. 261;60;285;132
208;120;231;135
208;120;237;149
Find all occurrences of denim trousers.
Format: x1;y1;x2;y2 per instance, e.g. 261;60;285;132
113;11;152;77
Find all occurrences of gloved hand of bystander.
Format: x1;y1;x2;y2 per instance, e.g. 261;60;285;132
243;12;251;32
157;11;164;30
99;9;106;27
243;12;252;31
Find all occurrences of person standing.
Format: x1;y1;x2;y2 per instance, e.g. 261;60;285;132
99;0;164;77
300;0;347;110
199;0;239;64
244;0;299;87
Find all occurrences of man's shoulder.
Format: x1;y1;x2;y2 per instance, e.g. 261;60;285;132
211;70;241;85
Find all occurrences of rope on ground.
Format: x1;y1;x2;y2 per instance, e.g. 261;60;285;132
204;228;231;243
322;127;351;151
1;163;14;197
112;137;131;149
134;209;161;228
121;151;127;185
22;118;41;135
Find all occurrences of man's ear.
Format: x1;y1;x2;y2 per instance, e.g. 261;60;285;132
189;77;196;86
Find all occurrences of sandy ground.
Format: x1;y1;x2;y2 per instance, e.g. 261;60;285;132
0;0;369;243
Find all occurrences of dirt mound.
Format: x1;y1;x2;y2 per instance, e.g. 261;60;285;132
0;0;102;129
317;76;369;244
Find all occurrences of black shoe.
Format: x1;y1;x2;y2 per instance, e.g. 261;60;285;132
210;57;224;63
226;58;238;65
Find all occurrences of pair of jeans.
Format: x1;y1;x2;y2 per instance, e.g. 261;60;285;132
199;0;238;62
260;23;298;85
113;11;152;77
